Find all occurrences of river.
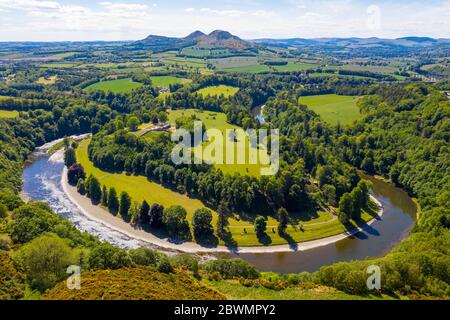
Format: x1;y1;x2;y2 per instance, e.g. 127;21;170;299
22;141;417;273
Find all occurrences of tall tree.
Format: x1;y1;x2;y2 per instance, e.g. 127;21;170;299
119;191;131;218
140;200;150;225
101;185;108;206
149;203;164;228
89;176;102;204
107;187;119;214
216;201;229;237
277;207;289;235
64;147;76;168
192;208;214;240
338;193;353;224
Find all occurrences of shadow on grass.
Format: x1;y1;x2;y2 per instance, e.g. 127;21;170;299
279;231;298;251
194;232;219;248
218;230;238;253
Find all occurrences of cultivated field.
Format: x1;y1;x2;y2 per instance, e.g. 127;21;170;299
196;85;239;97
299;94;362;125
150;75;191;87
84;78;143;94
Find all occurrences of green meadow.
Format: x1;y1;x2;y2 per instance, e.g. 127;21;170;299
150;75;191;87
0;110;19;118
299;94;362;125
196;85;239;97
84;78;143;94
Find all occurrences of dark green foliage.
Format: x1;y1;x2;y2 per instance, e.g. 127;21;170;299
129;248;158;266
107;187;119;214
67;163;85;186
64;147;76;168
254;216;267;235
277;207;288;235
163;205;191;241
192;208;214;241
88;176;102;204
119;191;131;218
101;185;108;206
88;243;132;270
204;258;260;280
149;203;164;228
139;200;150;224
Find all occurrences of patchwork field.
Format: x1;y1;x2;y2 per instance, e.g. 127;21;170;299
211;56;258;69
37;75;57;85
222;65;272;73
84;78;143;94
299;94;362;125
150;75;191;88
196;85;239;97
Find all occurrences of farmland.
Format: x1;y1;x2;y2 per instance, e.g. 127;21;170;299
0;110;19;118
196;85;239;97
299;94;362;125
150;76;191;87
83;78;143;94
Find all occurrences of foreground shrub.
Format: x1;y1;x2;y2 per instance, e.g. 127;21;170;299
203;258;260;280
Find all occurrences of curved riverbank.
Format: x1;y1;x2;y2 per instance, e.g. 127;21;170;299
61;165;384;254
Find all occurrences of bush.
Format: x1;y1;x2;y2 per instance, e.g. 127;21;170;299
157;256;173;274
12;234;78;291
163;205;191;241
129;248;158;266
203;259;260;280
171;254;199;275
88;243;132;270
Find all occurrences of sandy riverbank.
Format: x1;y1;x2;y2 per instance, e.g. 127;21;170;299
61;166;384;254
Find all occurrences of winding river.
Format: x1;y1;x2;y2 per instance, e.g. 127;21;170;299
22;139;417;273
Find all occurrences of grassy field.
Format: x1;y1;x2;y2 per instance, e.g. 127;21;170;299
196;85;239;98
272;63;317;72
222;65;272;73
299;94;362;125
84;78;143;94
150;76;191;88
205;280;395;300
37;75;57;85
168;109;269;177
0;110;19;118
211;57;258;69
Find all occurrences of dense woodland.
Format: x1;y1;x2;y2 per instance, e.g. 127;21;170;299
0;54;449;299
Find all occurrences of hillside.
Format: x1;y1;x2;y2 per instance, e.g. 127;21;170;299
135;30;252;52
43;267;226;300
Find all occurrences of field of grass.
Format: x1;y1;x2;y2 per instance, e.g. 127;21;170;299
150;76;191;88
196;85;239;98
0;110;19;118
272;63;317;72
299;94;362;125
205;280;395;300
211;57;258;69
84;78;143;94
168;109;269;177
222;65;272;73
37;75;57;85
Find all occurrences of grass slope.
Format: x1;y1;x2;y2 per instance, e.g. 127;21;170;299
299;94;362;125
84;78;143;94
43;267;225;300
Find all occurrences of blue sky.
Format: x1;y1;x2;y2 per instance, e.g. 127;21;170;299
0;0;449;41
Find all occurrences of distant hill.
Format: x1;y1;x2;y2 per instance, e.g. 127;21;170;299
134;30;252;52
251;36;449;50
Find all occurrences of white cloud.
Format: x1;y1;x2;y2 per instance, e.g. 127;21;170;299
185;7;195;12
99;2;149;11
0;0;62;10
199;8;246;17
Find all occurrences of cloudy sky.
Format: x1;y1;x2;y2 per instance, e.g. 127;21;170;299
0;0;449;41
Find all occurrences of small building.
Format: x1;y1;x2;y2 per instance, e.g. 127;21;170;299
159;87;170;94
446;92;450;100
